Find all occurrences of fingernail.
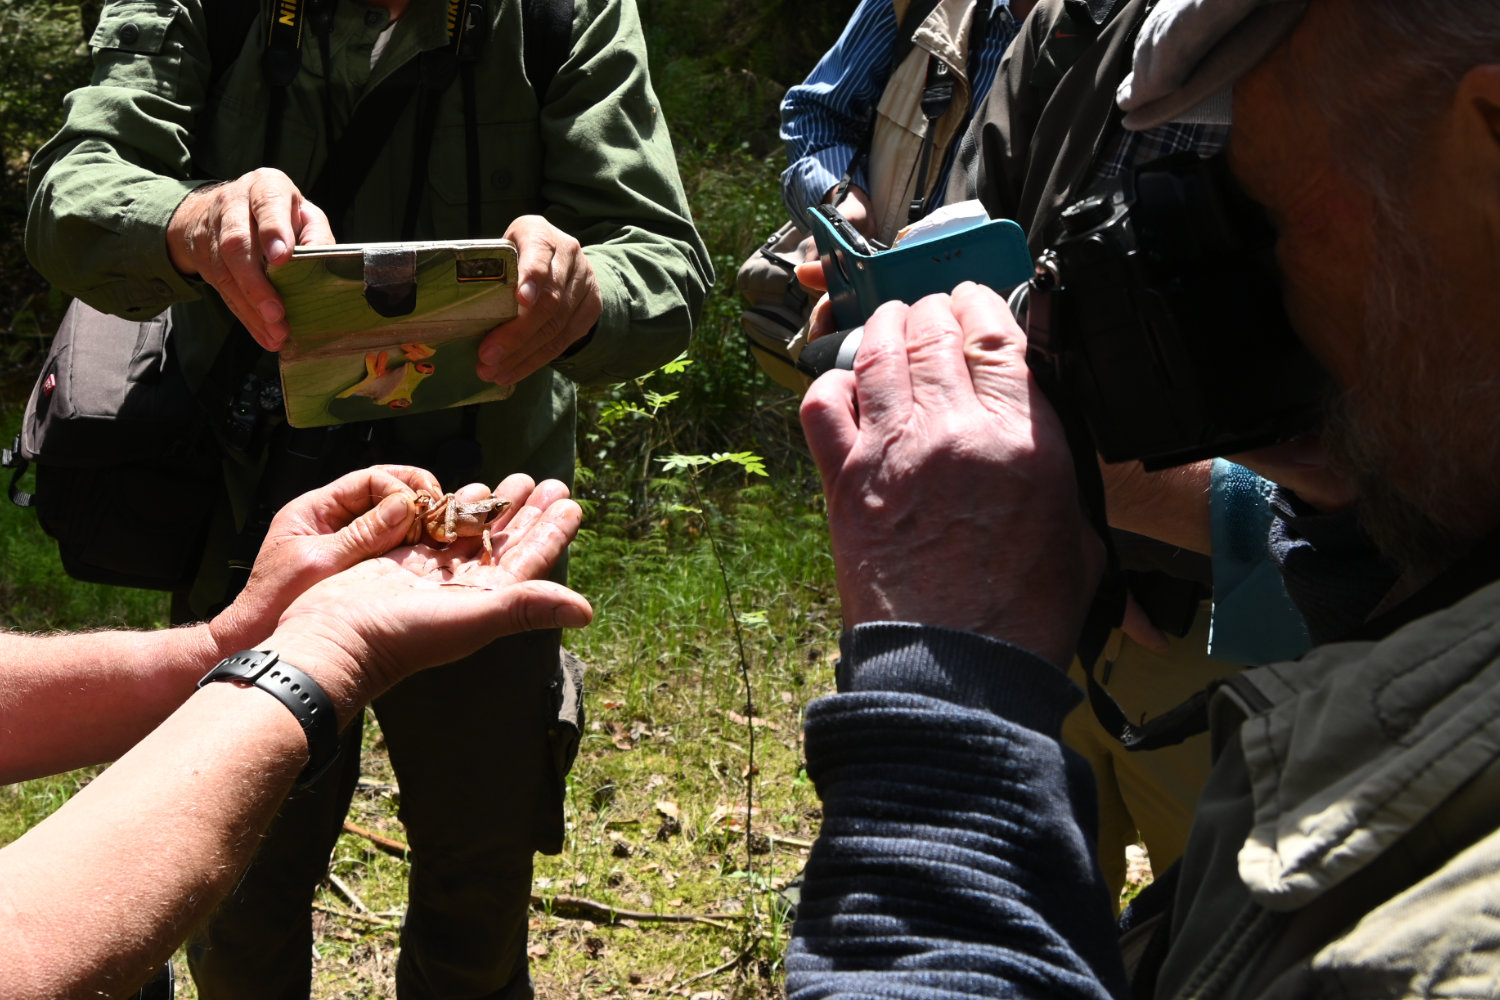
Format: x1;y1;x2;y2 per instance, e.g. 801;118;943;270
377;493;411;530
259;300;283;322
519;280;538;305
479;344;500;365
555;604;590;628
268;238;288;261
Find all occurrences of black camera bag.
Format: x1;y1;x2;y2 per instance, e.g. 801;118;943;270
4;300;219;590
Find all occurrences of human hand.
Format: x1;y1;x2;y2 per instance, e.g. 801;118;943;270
1229;436;1357;513
1120;592;1170;654
265;475;592;723
476;215;603;385
208;465;442;656
793;261;837;343
166;168;334;351
797;184;877;265
800;281;1101;668
826;183;877;242
795;186;873;343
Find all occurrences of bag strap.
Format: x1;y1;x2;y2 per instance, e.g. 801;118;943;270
3;436;35;509
905;56;956;222
890;0;947;72
204;0;261;92
835;0;958;212
522;0;575;103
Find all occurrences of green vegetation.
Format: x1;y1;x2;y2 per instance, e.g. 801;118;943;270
0;1;860;997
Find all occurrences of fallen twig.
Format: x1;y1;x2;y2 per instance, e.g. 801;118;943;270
767;833;813;851
343;820;409;858
533;893;743;928
340;821;748;927
326;871;372;914
312;902;395;929
676;943;755;990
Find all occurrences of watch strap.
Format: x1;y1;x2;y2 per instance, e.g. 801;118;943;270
198;649;341;788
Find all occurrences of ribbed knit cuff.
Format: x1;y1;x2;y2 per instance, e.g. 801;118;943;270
836;622;1082;738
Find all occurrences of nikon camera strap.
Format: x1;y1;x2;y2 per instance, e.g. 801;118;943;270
203;0;574;237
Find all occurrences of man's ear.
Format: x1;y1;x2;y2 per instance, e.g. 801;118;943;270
1458;65;1500;242
1457;65;1500;216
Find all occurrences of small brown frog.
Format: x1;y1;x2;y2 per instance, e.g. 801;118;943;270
407;490;511;562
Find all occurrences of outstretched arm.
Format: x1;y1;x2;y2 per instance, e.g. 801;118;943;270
0;465;437;782
0;470;591;1000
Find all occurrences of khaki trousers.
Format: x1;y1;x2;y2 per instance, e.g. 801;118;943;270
1062;601;1241;903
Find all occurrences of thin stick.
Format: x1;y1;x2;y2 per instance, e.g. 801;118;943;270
768;833;813;851
343;820;409;858
533;893;743;928
677;948;750;989
312;902;395;929
342;814;755;930
326;871;373;914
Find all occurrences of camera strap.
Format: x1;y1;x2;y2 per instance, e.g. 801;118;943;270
1032;358;1212;752
906;57;955;223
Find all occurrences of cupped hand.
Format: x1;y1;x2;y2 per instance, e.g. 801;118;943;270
800;281;1101;668
166;167;335;350
476;215;603;385
208;465;442;654
266;476;593;722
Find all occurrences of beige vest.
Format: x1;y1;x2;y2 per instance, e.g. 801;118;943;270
866;0;987;246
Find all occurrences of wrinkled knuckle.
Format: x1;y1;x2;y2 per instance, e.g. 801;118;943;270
218;228;255;262
535;282;565;313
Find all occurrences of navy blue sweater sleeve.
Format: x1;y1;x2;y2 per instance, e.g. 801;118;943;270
787;622;1128;1000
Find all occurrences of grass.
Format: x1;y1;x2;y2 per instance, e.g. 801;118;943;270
0;4;850;991
0;372;841;997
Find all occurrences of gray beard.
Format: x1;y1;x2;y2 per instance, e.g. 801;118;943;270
1317;215;1500;577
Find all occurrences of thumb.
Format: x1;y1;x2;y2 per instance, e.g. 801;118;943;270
503;581;595;633
324;492;418;569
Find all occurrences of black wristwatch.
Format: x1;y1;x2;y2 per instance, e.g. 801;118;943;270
198;649;341;788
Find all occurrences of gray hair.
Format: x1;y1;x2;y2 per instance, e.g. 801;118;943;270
1305;0;1500;206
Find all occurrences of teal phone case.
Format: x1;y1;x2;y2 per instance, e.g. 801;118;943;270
809;206;1033;330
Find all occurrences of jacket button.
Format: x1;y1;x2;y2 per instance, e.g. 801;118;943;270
118;22;140;44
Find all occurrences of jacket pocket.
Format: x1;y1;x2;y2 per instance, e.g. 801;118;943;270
90;1;184;91
425;121;543;234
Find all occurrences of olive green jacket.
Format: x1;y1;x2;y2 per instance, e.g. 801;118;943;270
26;0;711;490
1134;573;1500;998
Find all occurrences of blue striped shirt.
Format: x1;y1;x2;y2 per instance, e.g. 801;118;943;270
780;0;1020;231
